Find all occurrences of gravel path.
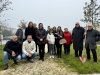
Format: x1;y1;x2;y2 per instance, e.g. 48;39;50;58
0;55;76;75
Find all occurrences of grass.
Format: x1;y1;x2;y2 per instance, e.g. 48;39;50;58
0;45;4;71
62;45;100;74
0;45;100;74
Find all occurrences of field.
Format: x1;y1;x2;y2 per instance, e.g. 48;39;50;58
62;45;100;74
0;45;100;74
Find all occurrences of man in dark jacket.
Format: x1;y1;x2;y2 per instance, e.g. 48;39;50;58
85;23;100;62
72;22;85;57
16;24;26;43
3;35;22;70
36;23;46;61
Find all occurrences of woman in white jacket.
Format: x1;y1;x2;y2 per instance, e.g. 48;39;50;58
47;28;55;58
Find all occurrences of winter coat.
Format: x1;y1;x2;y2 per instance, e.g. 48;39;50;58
25;28;36;41
22;40;36;56
4;40;22;56
47;33;55;44
55;31;63;45
16;28;25;43
36;29;47;45
85;29;100;49
64;31;72;45
72;27;85;50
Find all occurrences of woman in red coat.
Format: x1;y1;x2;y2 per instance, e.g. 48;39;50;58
64;28;72;55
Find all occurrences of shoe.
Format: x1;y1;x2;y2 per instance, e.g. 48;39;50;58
14;60;18;65
52;56;54;58
87;58;91;60
28;59;34;63
59;56;62;58
4;64;8;70
42;58;44;61
39;58;42;60
58;56;60;58
75;56;79;58
50;56;52;58
94;60;97;63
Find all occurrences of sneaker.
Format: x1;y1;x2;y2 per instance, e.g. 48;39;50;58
4;64;8;70
50;56;52;58
52;56;54;58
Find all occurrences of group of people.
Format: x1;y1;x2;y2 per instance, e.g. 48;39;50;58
3;21;100;70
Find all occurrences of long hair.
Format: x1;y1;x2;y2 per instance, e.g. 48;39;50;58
48;28;53;35
57;26;63;36
28;21;34;28
38;23;44;29
57;26;62;32
53;26;56;33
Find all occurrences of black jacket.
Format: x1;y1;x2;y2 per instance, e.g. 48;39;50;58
72;27;85;50
55;31;63;45
25;28;36;41
16;28;24;43
36;28;47;45
4;40;22;56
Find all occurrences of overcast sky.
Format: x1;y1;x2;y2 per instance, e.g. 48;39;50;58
2;0;90;30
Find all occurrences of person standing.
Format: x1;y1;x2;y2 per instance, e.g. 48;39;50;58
72;22;85;57
16;24;26;43
46;26;51;34
47;28;55;58
36;23;46;61
22;35;36;63
52;26;57;55
85;23;100;62
3;35;22;70
46;26;51;53
25;21;36;41
55;26;63;58
63;28;72;55
33;23;38;52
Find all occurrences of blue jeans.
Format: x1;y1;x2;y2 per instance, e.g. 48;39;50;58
3;51;21;64
49;44;54;56
22;53;35;60
64;44;70;54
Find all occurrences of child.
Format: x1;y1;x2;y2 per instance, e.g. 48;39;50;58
47;28;55;58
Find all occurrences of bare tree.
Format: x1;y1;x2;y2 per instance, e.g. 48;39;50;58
0;0;12;49
81;0;100;29
18;20;27;27
0;0;12;14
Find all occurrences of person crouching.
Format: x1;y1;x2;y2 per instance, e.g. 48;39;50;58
3;35;22;70
22;35;36;63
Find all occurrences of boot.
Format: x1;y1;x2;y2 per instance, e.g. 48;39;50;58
42;58;44;61
13;59;18;65
4;64;8;70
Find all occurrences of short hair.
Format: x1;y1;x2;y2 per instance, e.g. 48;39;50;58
27;35;32;38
